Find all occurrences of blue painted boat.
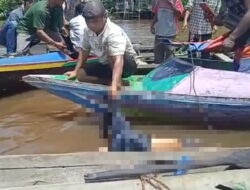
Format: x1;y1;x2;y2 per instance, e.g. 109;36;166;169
0;52;97;96
22;58;250;125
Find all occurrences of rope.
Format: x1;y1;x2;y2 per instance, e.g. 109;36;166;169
189;44;202;115
140;174;172;190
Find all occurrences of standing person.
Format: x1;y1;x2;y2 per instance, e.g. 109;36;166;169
151;0;184;64
16;0;67;55
205;0;250;73
0;0;33;57
65;0;137;97
68;3;87;52
183;0;221;58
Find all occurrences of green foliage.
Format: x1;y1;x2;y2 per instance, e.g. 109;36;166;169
0;0;23;19
102;0;115;9
182;0;188;6
102;0;115;12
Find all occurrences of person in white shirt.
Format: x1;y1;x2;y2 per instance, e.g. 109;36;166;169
62;3;86;58
65;0;137;97
69;3;87;50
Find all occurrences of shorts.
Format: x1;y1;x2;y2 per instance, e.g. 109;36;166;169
83;53;137;79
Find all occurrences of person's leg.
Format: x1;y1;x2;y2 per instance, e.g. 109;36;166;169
77;53;137;83
154;35;165;64
61;35;79;59
201;33;212;59
121;53;138;78
164;36;175;60
16;33;40;55
76;62;112;84
0;24;7;47
5;21;18;54
188;32;199;58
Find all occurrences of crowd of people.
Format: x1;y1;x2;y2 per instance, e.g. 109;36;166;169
0;0;250;96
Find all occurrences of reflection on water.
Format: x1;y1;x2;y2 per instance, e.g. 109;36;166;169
0;90;105;154
0;20;249;155
1;90;250;154
115;20;155;46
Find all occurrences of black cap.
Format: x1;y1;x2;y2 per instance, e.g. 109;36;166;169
82;0;106;19
75;3;85;15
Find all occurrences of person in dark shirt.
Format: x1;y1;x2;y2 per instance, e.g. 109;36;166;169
0;0;33;56
206;0;250;73
16;0;67;56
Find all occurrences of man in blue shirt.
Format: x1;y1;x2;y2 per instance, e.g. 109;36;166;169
0;0;33;57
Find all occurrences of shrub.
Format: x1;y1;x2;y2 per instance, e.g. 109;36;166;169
0;0;23;20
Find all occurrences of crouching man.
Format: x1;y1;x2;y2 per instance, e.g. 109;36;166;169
65;0;137;97
16;0;67;55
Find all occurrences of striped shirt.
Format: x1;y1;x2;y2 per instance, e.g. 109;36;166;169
186;0;221;35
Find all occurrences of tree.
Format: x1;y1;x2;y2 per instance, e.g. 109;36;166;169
0;0;23;19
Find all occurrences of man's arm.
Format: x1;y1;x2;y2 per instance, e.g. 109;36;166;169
110;55;124;94
170;0;183;18
36;29;65;50
183;10;190;29
183;0;192;29
204;0;224;26
64;48;89;79
74;49;89;72
229;0;250;41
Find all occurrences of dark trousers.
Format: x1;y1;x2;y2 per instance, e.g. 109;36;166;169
188;33;212;59
154;35;175;64
61;35;79;59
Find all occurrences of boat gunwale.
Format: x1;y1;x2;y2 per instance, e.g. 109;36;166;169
23;74;250;106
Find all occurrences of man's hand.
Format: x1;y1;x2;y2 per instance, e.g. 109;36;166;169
222;35;236;53
54;41;66;50
109;85;121;100
54;42;69;54
212;25;218;33
182;21;188;30
64;70;77;80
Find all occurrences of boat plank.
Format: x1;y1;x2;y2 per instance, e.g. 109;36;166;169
213;53;233;62
0;165;116;189
2;169;250;190
0;149;234;169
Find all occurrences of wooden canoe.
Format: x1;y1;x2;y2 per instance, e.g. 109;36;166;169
0;52;97;97
22;58;250;125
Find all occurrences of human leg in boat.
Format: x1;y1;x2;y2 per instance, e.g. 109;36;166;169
75;53;137;85
154;35;175;64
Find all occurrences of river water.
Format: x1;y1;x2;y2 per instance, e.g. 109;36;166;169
0;20;249;155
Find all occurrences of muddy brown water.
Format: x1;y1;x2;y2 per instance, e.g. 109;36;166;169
0;20;249;155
